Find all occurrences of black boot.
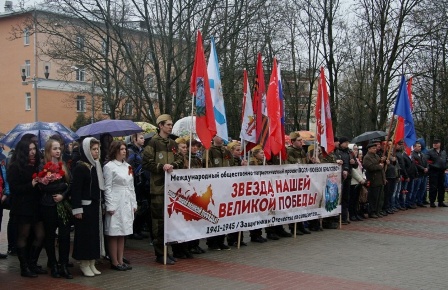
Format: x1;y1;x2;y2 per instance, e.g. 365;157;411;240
297;222;311;234
50;264;61;278
29;246;48;274
17;247;37;278
59;264;73;279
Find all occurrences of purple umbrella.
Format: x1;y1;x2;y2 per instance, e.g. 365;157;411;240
0;121;79;149
76;119;143;138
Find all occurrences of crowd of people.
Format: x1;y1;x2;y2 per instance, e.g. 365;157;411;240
0;115;447;276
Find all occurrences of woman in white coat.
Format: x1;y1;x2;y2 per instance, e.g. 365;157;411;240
103;141;137;271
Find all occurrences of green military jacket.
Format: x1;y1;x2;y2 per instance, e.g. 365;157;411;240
308;149;337;164
249;157;263;166
286;146;307;164
204;145;234;168
142;134;183;195
188;153;203;169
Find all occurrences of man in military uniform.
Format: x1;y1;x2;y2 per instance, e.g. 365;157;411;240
204;136;233;250
285;132;311;235
142;114;183;265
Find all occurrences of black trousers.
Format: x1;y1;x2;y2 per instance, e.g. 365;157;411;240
41;205;71;266
348;184;360;217
383;178;396;211
341;178;351;221
368;186;382;215
428;169;445;203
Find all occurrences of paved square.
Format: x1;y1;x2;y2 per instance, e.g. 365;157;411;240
1;206;447;289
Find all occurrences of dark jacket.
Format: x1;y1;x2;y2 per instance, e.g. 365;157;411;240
71;160;102;215
411;150;428;176
334;147;358;178
385;155;398;179
363;152;386;187
426;148;447;171
8;163;40;216
396;150;417;179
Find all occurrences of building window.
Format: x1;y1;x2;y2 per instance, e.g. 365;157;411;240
24;60;31;77
24;29;30;45
76;36;85;50
102;97;110;114
76;68;85;81
76;96;86;112
25;93;31;110
124;101;133;116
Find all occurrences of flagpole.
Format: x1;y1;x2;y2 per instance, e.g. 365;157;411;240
189;94;195;169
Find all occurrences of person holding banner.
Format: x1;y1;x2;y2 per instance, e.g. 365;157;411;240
247;146;271;242
142;114;184;265
171;137;194;259
226;141;248;246
185;139;206;254
204;136;233;251
285;132;311;235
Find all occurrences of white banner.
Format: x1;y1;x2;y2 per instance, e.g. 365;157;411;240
164;163;341;244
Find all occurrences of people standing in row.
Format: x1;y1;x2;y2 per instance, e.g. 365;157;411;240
127;133;149;240
40;139;72;279
103;141;137;271
204;136;233;250
426;138;447;208
142;114;183;265
8;138;46;277
71;137;104;277
363;142;387;218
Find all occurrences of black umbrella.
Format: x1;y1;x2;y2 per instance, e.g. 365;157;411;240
351;131;386;143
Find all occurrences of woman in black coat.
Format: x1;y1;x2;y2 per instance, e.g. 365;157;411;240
71;137;104;277
8;138;46;278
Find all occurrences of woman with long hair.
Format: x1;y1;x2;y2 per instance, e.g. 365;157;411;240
103;140;137;271
40;139;72;278
71;137;104;277
8;138;46;277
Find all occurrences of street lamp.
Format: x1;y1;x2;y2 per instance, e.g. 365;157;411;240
21;65;50;121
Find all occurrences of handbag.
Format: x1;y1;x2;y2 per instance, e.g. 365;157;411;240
359;185;368;203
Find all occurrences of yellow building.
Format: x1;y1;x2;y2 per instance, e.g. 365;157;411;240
0;8;96;134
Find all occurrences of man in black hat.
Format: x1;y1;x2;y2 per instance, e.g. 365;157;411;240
334;136;358;224
426;138;448;207
363;142;387;218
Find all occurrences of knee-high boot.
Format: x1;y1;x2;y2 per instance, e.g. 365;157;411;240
17;247;37;278
29;246;48;274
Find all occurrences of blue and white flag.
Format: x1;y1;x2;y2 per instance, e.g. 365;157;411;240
207;37;228;141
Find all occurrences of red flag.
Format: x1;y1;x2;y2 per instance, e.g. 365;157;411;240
267;58;282;156
278;64;287;160
407;77;413;112
253;53;271;160
190;31;216;149
315;67;335;154
394;116;405;144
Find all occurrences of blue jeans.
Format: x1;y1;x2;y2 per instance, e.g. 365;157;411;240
405;180;415;206
399;180;408;207
391;180;401;208
417;176;428;204
407;178;421;206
